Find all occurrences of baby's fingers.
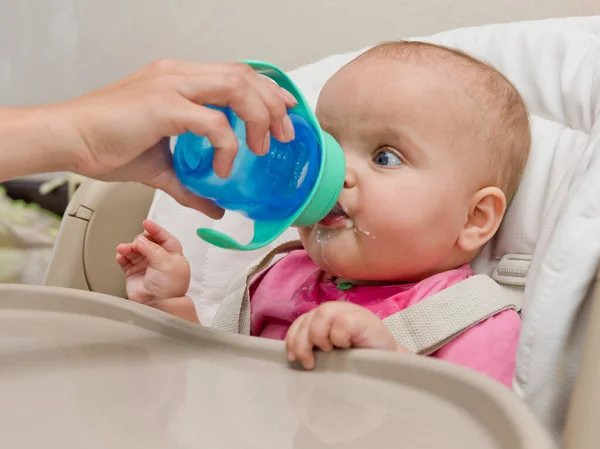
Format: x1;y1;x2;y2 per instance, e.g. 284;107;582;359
285;315;304;361
116;242;132;257
117;242;146;264
116;243;149;276
134;234;171;268
116;252;131;271
329;314;358;349
286;314;317;370
307;309;335;352
330;312;398;351
142;220;183;255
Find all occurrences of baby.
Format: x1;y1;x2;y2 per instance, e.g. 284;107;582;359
116;41;531;388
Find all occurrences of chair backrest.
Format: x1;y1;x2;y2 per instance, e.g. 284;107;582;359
43;180;155;298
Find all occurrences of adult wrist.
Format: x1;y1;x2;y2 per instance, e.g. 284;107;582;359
0;104;82;180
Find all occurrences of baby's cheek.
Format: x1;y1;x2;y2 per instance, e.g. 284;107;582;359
358;224;429;269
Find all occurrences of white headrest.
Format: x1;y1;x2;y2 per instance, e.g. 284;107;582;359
149;16;600;436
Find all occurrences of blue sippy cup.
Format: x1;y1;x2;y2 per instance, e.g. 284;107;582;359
173;61;345;251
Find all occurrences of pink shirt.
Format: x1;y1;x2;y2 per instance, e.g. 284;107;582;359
250;250;520;389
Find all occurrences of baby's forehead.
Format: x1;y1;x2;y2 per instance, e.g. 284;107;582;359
319;48;481;121
336;44;501;124
355;41;479;73
324;45;483;101
316;45;492;157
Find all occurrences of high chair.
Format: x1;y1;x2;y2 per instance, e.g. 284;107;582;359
1;3;599;447
0;179;556;448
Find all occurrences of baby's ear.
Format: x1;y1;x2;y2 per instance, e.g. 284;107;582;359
457;187;506;253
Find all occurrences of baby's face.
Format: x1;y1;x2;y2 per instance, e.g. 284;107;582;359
299;56;480;282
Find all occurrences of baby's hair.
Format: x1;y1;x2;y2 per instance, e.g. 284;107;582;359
355;41;531;203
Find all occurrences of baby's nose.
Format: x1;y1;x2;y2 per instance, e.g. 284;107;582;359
343;168;357;189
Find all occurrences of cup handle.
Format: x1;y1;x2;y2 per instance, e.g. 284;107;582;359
197;218;293;251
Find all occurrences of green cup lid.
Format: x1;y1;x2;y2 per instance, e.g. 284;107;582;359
197;61;345;251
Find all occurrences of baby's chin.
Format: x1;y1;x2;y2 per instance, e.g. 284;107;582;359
299;225;366;278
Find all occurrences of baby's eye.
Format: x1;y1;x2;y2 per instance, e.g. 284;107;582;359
372;149;403;167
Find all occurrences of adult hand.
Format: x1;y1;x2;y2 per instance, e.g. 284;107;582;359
1;59;297;218
66;59;298;217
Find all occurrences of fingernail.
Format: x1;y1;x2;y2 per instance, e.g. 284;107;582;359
137;236;149;246
281;88;297;105
287;352;295;362
282;116;295;141
262;132;271;155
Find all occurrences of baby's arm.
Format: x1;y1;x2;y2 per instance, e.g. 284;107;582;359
432;310;521;389
116;219;200;324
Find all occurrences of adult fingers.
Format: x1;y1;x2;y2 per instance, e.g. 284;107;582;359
251;75;295;143
147;167;224;217
170;102;238;178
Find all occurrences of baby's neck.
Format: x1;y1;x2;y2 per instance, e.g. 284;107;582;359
332;276;398;287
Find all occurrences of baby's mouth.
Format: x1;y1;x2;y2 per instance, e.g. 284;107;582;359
318;203;353;229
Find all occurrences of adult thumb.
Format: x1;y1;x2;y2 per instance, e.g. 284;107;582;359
148;169;224;219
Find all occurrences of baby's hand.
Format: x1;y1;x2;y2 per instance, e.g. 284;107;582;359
285;302;408;369
116;220;190;304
